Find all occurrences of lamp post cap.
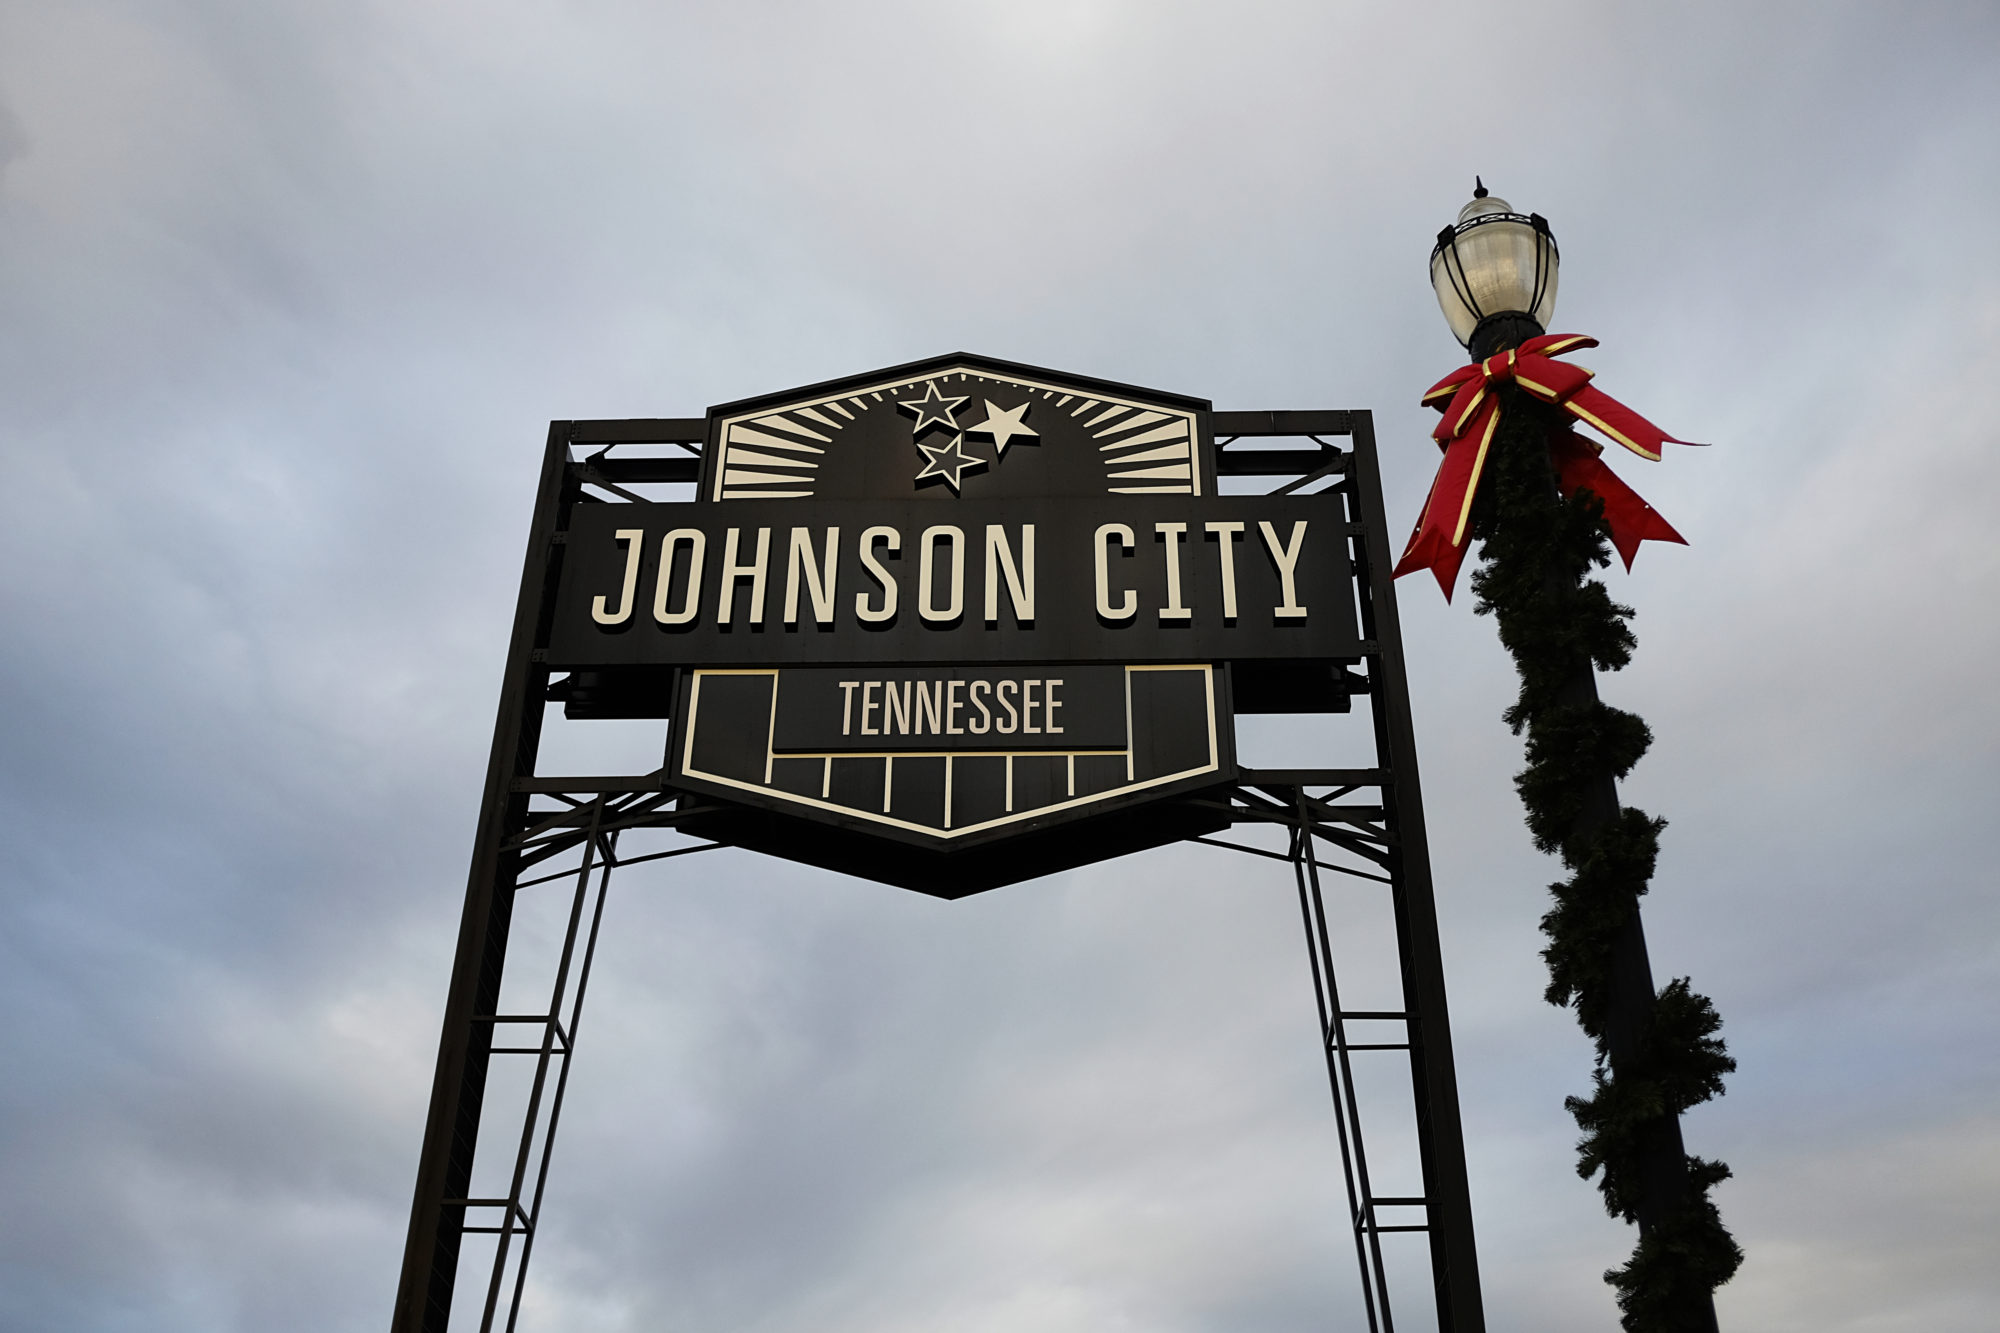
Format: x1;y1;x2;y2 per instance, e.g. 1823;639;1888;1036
1456;190;1515;225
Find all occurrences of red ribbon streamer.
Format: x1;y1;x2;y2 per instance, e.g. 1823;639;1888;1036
1392;333;1695;600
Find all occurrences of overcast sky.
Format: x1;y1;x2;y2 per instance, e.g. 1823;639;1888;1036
2;2;1996;1331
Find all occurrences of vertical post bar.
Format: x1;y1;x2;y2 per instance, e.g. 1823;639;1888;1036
1346;417;1487;1333
393;424;574;1333
478;803;602;1331
1293;801;1394;1332
1290;816;1385;1333
505;839;618;1333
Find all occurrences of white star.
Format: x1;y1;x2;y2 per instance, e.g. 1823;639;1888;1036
895;381;968;434
967;399;1039;457
914;433;988;492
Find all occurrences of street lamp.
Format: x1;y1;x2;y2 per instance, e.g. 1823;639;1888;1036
1414;183;1740;1331
1430;179;1559;361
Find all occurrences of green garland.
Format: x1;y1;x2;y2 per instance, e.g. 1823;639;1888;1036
1465;386;1742;1331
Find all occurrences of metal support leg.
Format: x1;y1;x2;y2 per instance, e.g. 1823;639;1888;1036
1292;797;1396;1332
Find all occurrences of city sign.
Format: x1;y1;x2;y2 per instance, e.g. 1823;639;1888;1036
545;353;1365;891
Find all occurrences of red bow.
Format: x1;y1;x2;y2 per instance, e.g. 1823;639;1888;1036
1393;333;1695;600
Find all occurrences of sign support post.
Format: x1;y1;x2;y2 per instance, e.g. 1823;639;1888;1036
392;425;569;1333
1354;411;1485;1329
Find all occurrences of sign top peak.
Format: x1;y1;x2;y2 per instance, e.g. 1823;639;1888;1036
709;352;1211;420
703;353;1214;505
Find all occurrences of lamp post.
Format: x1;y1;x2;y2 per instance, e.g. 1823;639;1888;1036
1424;182;1740;1332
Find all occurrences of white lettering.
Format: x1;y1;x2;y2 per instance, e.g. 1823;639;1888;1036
810;675;1095;749
718;526;770;625
1205;521;1244;621
983;524;1036;624
1258;519;1310;619
653;529;706;626
916;681;943;734
1094;523;1137;621
591;528;645;625
1156;522;1190;622
996;680;1019;734
856;526;900;623
784;527;839;626
918;525;965;623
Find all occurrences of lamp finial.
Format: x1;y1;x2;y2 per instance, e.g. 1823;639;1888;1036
1473;177;1488;199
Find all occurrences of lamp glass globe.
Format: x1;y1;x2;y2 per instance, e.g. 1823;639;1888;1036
1430;191;1559;348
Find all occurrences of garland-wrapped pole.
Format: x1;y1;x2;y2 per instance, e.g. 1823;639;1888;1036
1400;186;1741;1333
1461;386;1739;1331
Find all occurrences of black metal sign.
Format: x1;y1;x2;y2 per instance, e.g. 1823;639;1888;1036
542;354;1363;887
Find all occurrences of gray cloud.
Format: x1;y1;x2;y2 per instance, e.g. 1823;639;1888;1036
1;1;1996;1330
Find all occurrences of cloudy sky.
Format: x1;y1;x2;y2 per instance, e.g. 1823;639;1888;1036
2;2;1996;1330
